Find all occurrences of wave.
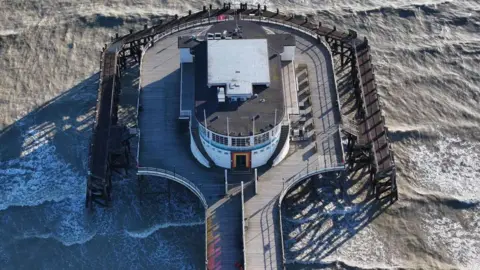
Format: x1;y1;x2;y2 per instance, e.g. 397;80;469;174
0;142;86;211
408;189;480;209
125;221;204;239
285;257;399;270
15;231;97;247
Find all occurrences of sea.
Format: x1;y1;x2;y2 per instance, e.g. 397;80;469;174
0;0;479;269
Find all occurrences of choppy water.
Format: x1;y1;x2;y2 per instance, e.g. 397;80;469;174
0;1;479;269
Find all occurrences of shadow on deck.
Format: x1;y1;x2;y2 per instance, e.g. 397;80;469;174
281;165;394;265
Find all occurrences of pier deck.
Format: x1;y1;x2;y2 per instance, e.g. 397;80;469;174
243;24;344;269
138;28;244;269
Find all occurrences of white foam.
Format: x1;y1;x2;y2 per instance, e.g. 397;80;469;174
422;206;480;268
125;221;204;239
408;136;480;201
0;129;86;211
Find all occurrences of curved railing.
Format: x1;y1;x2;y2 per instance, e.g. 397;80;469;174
278;165;346;206
277;163;345;265
137;167;208;209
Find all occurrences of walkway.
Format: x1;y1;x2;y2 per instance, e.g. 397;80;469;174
138;27;243;269
243;24;344;269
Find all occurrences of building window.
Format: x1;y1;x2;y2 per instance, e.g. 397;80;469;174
254;132;270;145
212;133;228;145
232;137;250;147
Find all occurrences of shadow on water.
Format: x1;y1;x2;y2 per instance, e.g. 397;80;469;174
0;64;205;269
0;73;99;172
280;166;394;266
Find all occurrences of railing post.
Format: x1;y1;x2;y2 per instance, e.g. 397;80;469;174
241;181;246;270
254;168;258;194
224;169;228;195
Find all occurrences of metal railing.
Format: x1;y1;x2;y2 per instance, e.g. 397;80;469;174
278;163;346;206
137;167;208;209
277;162;345;265
241;181;247;270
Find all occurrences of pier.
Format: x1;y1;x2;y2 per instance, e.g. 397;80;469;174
86;3;397;269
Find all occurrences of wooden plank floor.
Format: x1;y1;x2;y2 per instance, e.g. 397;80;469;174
282;61;299;115
244;24;345;270
139;27;243;268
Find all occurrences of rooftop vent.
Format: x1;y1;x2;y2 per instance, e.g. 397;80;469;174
217;87;226;103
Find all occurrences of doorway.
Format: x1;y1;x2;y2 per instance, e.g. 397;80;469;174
236;154;247;169
232;152;251;170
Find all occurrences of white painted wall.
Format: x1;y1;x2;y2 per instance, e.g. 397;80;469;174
201;137;232;169
190;131;210;168
281;46;295;61
251;138;278;168
180;48;193;63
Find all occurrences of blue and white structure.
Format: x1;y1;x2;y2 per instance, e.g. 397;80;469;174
178;20;296;170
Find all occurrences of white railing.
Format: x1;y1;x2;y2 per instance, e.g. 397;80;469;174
137;167;208;209
278;164;346;206
277;163;345;265
241;181;247;270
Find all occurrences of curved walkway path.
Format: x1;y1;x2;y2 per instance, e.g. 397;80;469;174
242;23;345;269
137;27;244;269
136;18;345;270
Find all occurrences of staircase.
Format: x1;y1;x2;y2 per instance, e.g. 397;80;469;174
190;122;215;167
268;125;290;165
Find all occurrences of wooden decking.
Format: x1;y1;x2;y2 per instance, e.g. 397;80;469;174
282;61;299;115
356;46;393;174
243;24;345;269
83;4;398;269
138;29;244;269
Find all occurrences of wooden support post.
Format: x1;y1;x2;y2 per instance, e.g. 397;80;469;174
276;8;279;15
340;42;344;66
263;5;266;12
209;4;212;10
254;168;258;194
203;5;206;12
224;169;228;195
189;10;192;16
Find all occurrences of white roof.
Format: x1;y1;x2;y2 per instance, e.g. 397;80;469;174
207;39;270;96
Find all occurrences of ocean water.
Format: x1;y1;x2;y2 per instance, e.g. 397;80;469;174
0;0;479;269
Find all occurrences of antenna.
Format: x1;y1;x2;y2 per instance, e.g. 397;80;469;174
235;8;238;31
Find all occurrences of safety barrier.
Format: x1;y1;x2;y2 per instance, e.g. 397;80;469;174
137;167;208;209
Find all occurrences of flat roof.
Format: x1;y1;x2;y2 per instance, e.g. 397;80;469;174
207;39;270;94
194;21;287;136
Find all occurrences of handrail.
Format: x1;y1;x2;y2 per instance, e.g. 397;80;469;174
279;164;345;206
137;167;208;209
241;181;247;270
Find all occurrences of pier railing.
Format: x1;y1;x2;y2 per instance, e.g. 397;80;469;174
278;162;345;265
95;5;395;268
137;167;208;209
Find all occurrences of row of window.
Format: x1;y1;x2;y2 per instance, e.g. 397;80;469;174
212;133;228;145
200;126;277;147
232;137;250;147
254;132;269;145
